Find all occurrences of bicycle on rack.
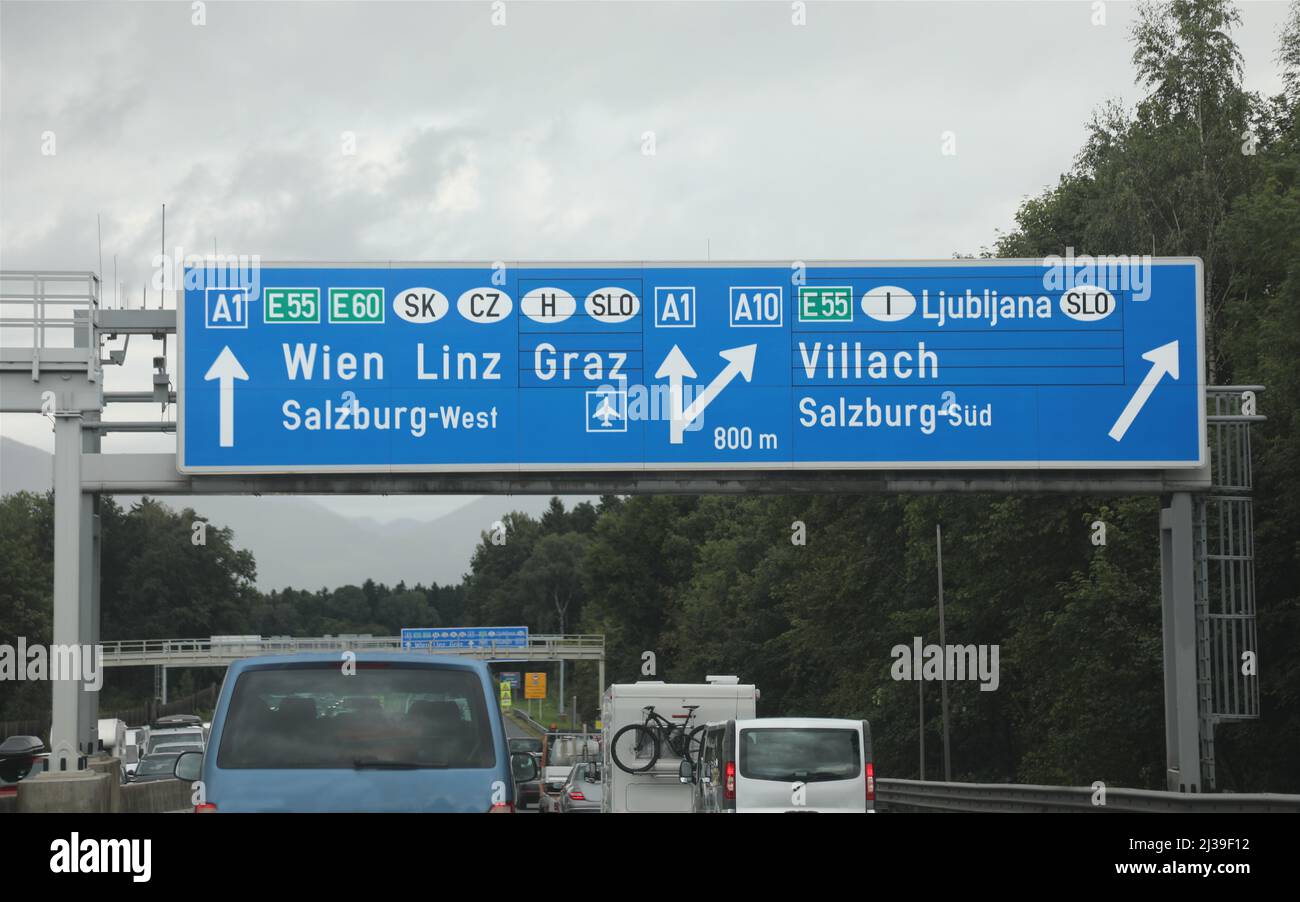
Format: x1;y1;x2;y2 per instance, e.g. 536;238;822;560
610;705;706;774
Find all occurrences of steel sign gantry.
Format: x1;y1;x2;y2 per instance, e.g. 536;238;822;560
0;261;1250;793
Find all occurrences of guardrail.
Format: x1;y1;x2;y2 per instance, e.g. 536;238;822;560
509;707;548;736
875;778;1300;813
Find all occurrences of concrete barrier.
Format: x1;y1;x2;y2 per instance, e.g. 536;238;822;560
14;760;192;813
17;770;111;813
120;779;193;813
86;755;123;811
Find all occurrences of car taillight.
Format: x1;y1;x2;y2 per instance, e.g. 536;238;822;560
866;762;875;802
195;803;218;813
568;790;585;801
488;801;514;813
724;761;736;800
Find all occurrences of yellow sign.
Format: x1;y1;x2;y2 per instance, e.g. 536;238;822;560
524;672;547;700
499;680;512;708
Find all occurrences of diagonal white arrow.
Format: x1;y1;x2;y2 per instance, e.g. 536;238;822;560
1108;340;1179;442
204;346;249;448
655;344;757;444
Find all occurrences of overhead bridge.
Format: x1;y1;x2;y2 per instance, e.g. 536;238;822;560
99;634;606;668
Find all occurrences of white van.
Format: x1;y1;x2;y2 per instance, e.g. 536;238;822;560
680;717;875;813
601;678;759;813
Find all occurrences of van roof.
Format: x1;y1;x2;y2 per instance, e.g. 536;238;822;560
731;717;865;730
225;651;491;676
605;682;757;698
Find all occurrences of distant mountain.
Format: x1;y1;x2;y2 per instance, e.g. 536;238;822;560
180;493;557;590
0;433;52;495
0;436;565;590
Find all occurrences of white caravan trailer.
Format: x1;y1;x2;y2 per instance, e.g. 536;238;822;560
96;718;126;757
601;677;758;813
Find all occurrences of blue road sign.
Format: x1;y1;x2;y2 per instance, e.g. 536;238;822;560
500;672;522;690
400;627;529;650
178;260;1204;473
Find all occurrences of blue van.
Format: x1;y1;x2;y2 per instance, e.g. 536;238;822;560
175;653;534;812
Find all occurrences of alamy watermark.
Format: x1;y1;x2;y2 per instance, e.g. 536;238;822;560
49;833;151;882
891;637;999;692
0;639;103;691
1041;247;1152;302
151;246;262;299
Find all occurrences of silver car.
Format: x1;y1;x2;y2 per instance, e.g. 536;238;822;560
557;762;603;813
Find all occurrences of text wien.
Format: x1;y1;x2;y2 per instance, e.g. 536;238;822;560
281;343;502;382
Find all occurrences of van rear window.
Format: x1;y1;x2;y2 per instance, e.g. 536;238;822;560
738;728;861;782
216;664;494;769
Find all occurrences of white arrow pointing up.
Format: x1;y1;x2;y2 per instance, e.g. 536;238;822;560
204;346;249;448
654;345;698;443
1108;340;1179;442
656;344;757;444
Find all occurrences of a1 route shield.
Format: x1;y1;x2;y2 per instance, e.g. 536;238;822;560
177;259;1204;473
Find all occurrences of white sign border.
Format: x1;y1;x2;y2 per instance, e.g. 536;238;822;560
177;258;1207;475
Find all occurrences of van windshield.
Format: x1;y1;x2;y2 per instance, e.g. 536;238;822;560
739;728;861;782
216;663;495;769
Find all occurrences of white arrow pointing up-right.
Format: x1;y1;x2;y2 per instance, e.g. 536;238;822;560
204;346;249;448
656;344;757;444
1108;340;1179;442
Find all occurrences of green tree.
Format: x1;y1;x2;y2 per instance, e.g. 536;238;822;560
375;588;438;632
0;492;54;721
519;533;589;635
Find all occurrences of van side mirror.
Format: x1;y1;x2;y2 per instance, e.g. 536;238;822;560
678;758;695;784
174;750;203;782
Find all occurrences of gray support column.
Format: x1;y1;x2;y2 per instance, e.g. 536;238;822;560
597;657;605;709
161;666;168;706
80;412;102;752
1160;492;1201;792
78;492;95;750
92;501;101;721
50;407;86;770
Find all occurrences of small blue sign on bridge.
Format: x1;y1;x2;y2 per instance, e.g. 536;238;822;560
400;626;529;651
178;259;1205;473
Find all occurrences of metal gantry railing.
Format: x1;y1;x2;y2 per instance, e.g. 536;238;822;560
0;270;100;380
1196;388;1264;790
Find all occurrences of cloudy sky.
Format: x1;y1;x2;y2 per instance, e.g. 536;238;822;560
1;0;1292;528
